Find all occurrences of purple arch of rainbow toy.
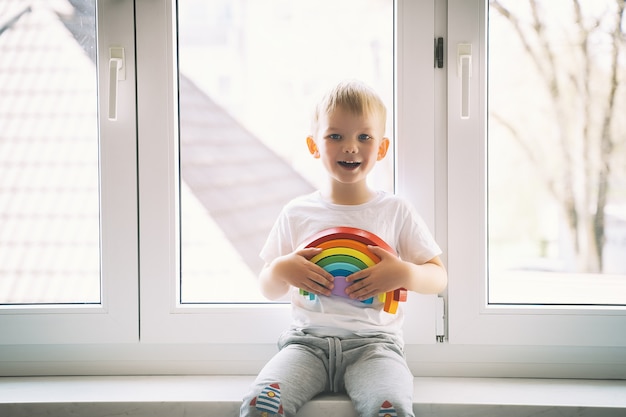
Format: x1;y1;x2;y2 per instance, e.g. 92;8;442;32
299;227;407;314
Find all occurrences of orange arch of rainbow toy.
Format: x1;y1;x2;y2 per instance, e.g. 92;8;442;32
299;227;407;314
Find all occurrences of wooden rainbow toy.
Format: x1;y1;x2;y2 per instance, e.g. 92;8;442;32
299;227;407;314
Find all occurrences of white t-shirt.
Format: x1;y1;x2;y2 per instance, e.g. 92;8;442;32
260;190;441;339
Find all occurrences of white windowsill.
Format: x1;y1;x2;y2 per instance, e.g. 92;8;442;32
1;376;625;417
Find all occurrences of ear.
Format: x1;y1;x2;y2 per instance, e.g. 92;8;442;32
306;136;320;158
377;137;390;160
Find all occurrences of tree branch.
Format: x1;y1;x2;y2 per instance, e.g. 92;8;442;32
594;0;625;268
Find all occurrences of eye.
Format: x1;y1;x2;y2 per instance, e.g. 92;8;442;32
327;133;342;140
358;134;373;141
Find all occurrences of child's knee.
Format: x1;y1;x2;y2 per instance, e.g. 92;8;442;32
241;382;302;417
241;382;283;416
377;399;413;417
354;397;414;417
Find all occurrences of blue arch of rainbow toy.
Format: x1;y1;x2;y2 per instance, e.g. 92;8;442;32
323;261;360;277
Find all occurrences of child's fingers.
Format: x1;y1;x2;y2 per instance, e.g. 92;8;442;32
344;277;372;300
297;247;324;260
303;265;334;296
302;276;333;296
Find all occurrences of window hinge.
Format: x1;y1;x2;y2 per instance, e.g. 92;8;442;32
434;37;444;68
436;295;446;343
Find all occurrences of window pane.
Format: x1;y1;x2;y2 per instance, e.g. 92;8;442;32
178;0;394;303
488;0;626;305
0;0;100;304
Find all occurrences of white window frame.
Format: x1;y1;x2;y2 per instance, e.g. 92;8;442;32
0;0;138;347
443;0;626;378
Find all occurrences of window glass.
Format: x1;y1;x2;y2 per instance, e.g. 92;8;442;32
488;0;626;305
0;0;100;304
177;0;394;303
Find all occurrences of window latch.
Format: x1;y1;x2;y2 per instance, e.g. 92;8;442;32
108;46;125;121
434;37;444;68
436;296;446;343
457;43;472;119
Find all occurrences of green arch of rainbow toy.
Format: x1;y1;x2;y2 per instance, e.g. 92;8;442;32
299;227;407;314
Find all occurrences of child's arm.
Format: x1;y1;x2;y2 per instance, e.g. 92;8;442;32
259;247;335;300
345;246;447;301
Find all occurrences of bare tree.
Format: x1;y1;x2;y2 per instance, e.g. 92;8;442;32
490;0;625;272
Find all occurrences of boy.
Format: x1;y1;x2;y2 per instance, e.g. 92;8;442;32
240;80;447;417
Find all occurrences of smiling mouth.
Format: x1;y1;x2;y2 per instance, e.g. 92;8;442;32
338;161;362;169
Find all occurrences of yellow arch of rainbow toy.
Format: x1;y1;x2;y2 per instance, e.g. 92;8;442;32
309;246;376;267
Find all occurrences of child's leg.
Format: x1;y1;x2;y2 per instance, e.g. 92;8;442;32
343;339;415;417
240;343;328;417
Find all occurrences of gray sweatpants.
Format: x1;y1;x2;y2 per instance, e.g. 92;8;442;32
240;329;415;417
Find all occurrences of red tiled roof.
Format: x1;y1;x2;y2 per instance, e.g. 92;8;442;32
0;3;100;303
179;75;314;273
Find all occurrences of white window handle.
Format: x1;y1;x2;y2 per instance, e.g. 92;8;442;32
108;47;125;121
457;43;472;119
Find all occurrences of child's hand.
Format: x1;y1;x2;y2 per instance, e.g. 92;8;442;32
272;248;335;297
344;245;407;301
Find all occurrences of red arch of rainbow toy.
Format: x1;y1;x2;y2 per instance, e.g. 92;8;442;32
300;227;407;314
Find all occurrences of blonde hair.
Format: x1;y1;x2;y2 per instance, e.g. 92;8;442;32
311;80;387;135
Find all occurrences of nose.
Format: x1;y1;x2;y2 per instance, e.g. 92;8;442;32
343;137;358;154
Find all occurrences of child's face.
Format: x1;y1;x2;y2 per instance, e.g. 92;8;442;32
307;106;389;187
